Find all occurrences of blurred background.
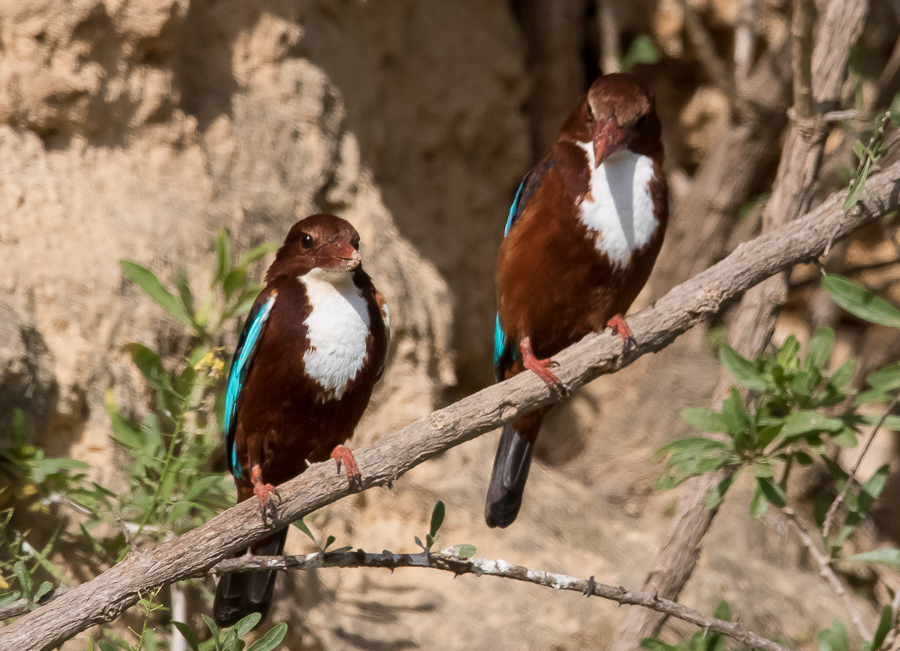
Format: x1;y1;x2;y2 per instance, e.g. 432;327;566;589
2;0;900;648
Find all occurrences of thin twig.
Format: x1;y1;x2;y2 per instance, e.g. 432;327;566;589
674;0;736;101
210;551;792;651
783;507;872;640
597;0;620;74
822;395;900;537
791;0;816;125
734;0;755;86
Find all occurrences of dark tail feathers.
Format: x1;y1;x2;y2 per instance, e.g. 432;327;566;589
484;421;535;528
213;527;288;627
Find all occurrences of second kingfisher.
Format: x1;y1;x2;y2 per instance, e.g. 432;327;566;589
487;73;668;529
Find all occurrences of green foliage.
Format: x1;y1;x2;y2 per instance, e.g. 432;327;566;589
3;230;279;648
655;329;868;514
843;112;891;211
171;613;287;651
823;275;900;327
292;514;337;553
618;35;661;73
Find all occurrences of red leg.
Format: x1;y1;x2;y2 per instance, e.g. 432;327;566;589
607;314;638;351
251;464;280;519
520;336;564;393
331;444;362;490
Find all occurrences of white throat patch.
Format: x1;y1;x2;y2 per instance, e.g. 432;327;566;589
299;268;371;401
575;143;657;270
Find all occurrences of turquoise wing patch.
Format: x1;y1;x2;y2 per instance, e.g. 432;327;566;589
224;293;276;479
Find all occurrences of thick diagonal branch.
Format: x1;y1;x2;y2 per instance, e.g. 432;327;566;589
1;162;900;651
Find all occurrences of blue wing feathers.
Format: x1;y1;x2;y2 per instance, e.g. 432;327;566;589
225;293;276;479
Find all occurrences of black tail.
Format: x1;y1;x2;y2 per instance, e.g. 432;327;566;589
485;421;535;528
213;527;288;627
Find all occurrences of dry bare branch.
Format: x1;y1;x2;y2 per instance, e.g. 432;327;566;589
208;551;793;651
1;161;899;651
782;508;872;639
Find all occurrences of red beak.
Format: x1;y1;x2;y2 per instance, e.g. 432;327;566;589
592;119;628;168
320;242;361;271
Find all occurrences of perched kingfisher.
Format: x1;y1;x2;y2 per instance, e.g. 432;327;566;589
213;214;390;625
485;73;668;529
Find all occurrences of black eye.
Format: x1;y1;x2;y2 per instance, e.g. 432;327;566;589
636;114;649;128
300;233;313;249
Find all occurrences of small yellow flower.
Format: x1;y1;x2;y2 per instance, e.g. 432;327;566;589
0;576;9;590
194;348;226;380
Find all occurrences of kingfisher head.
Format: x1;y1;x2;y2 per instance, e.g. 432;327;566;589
565;73;661;168
267;214;362;281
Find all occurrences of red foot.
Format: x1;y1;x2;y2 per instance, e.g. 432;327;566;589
520;336;565;394
331;444;362;491
607;314;638;352
251;465;280;519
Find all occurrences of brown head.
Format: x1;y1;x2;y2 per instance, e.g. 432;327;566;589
562;73;661;167
267;214;362;281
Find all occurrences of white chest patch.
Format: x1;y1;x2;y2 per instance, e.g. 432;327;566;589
299;269;371;402
575;143;657;270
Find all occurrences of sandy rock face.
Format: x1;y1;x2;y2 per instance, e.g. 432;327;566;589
0;1;884;650
0;0;452;477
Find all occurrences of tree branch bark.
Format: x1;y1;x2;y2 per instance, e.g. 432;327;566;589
2;162;900;651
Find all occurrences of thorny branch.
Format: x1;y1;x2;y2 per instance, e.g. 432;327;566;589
782;508;872;640
208;550;792;651
822;395;900;538
1;162;900;651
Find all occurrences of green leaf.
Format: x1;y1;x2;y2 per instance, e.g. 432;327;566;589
704;473;735;508
246;623;288;651
749;484;769;519
831;428;858;448
853;140;867;162
430;500;445;538
291;517;318;545
324;535;336;551
867;364;900;391
640;640;681;651
780;410;844;442
33;581;52;602
847;548;900;569
119;260;191;326
456;544;476;558
172;621;200;651
830;359;857;389
871;604;892;651
818;619;850;651
222;267;247;300
712;599;731;622
123;343;173;392
620;34;661;73
757;477;787;508
777;336;801;367
233;612;263;638
174;268;195;319
719;345;767;391
12;408;26;446
721;388;748;437
757;424;784;449
214;229;232;286
681;408;726;433
806;328;835;371
237;241;279;268
822;275;900;327
843;155;872;211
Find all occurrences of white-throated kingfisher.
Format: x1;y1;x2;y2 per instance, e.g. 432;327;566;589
214;214;390;625
486;73;668;528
